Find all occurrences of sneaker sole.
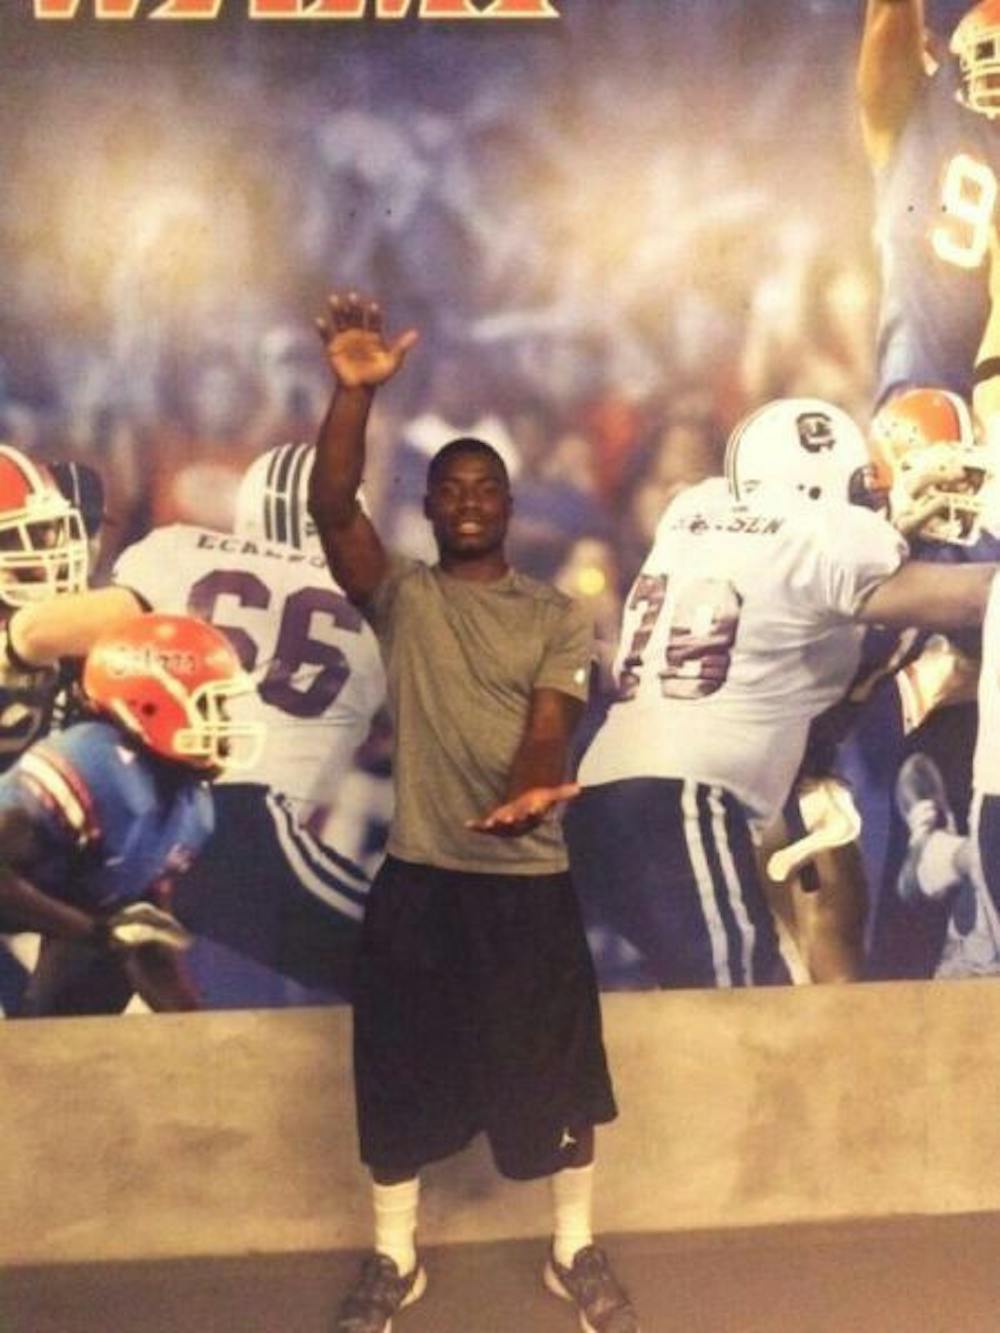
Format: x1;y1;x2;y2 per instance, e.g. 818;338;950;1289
543;1259;599;1333
383;1265;428;1333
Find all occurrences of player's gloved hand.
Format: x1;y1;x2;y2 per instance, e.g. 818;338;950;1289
101;902;193;952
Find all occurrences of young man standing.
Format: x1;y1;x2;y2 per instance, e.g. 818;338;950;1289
309;291;637;1333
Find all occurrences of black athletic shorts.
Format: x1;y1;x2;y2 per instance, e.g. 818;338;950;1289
353;855;618;1182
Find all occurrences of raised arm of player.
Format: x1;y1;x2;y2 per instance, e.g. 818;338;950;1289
308;291;419;606
857;0;926;169
467;688;584;837
7;587;144;668
858;560;998;629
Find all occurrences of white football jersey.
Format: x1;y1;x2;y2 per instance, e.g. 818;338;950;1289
113;525;386;805
973;573;1000;796
579;478;907;825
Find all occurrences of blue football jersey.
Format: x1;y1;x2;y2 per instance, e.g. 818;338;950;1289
874;60;1000;406
0;719;215;915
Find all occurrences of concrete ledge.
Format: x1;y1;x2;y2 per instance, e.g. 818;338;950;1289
4;981;999;1265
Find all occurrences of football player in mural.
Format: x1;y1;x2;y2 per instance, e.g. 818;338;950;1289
0;445;89;763
853;387;1000;979
890;549;1000;980
765;388;997;981
566;397;999;990
859;0;1000;407
0;612;263;1017
0;445;92;1011
6;442;386;1006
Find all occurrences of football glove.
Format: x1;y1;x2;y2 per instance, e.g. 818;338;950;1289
104;902;193;952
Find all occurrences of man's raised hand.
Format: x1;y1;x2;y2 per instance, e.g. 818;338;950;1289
316;291;419;390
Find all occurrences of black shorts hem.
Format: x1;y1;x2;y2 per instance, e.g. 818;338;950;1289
361;1120;481;1179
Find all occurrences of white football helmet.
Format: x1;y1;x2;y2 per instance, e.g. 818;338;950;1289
951;0;1000;119
725;398;886;510
869;388;991;544
234;442;320;552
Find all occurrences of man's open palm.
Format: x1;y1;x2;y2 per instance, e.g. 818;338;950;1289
317;291;419;389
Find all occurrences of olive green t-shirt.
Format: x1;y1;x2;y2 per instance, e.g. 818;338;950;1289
365;556;593;874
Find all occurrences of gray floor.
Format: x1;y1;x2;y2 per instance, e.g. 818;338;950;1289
3;1216;1000;1333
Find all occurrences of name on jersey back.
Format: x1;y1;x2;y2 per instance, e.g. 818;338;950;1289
195;532;328;568
668;508;785;537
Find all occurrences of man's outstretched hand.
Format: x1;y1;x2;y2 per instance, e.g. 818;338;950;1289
466;783;582;838
316;291;419;390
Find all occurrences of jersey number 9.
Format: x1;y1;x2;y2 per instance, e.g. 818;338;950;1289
932;153;998;271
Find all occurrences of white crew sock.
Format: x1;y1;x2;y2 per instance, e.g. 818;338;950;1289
916;830;968;900
373;1177;420;1277
550;1162;595;1268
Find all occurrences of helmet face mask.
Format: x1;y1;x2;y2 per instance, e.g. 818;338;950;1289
725;398;884;511
952;1;1000;118
173;675;265;772
869;389;991;544
83;614;265;775
886;445;986;543
0;447;89;608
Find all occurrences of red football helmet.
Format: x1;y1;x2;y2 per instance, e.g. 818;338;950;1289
82;613;265;773
869;388;991;543
952;0;1000;118
0;444;88;607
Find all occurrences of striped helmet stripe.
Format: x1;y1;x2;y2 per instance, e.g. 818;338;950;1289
723;402;772;500
263;446;285;545
286;444;311;551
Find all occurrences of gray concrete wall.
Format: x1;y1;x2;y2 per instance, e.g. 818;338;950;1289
4;981;999;1266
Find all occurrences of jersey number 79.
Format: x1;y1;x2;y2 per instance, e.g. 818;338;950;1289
617;574;743;703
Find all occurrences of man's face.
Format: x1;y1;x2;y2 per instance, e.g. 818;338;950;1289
424;451;512;559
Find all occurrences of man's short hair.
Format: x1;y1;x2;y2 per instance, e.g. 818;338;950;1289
426;437;510;490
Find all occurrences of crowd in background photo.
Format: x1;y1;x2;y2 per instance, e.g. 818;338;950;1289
0;0;983;1001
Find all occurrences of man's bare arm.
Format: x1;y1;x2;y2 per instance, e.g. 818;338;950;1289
7;587;144;668
468;688;584;836
857;0;926;168
858;560;998;629
308;292;419;606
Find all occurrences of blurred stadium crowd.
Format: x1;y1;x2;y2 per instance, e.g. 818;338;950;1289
0;1;881;617
0;1;964;970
